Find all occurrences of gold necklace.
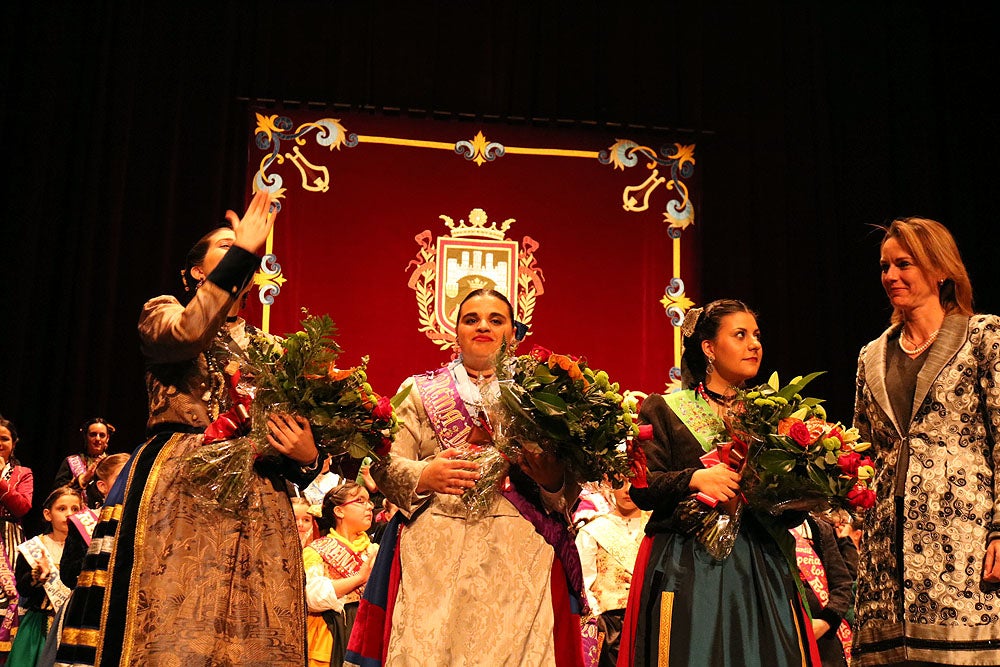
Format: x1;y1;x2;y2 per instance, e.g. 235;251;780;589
899;327;939;356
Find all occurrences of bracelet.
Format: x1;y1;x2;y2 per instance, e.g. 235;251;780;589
299;456;320;475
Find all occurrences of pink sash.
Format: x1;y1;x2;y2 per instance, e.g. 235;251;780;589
69;509;101;546
792;525;853;663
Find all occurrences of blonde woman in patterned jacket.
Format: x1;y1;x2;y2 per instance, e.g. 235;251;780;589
852;217;1000;666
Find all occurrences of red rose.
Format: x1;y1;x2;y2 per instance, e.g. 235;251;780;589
372;395;393;420
375;435;392;457
788;421;814;447
847;484;876;510
529;345;552;362
838;451;862;475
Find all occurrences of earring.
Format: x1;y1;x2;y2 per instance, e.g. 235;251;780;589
706;357;716;376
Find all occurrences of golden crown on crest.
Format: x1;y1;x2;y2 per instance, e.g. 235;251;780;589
441;208;514;241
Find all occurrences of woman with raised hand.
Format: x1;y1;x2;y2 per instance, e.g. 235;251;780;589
56;189;320;667
852;217;1000;666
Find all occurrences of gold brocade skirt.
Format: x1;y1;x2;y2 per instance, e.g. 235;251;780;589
57;430;307;667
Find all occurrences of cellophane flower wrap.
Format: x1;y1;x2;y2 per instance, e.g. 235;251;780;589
730;371;877;515
461;344;642;517
184;313;407;512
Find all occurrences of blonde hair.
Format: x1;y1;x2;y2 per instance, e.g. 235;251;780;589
880;217;974;323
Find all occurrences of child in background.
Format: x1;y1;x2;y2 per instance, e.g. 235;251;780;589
304;482;377;667
59;453;131;589
8;487;82;665
576;481;649;667
32;454;133;667
790;513;855;666
293;497;321;549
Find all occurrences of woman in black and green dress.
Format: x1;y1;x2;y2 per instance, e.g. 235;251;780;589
619;299;817;666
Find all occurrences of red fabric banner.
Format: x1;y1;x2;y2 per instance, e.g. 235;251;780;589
245;109;701;397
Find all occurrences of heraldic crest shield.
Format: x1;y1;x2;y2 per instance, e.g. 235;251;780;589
406;208;545;350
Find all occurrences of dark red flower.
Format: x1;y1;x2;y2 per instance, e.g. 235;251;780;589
529;345;552;362
847;484;876;510
375;435;392;457
838;451;862;475
372;395;393;420
788;421;814;447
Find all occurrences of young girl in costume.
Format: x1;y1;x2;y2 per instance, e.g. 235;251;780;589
8;486;82;665
304;481;377;667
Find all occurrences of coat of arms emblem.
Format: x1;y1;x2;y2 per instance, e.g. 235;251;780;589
406;208;545;350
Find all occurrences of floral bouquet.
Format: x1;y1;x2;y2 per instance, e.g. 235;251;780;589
730;371;876;515
184;313;407;512
676;371;876;560
460;344;642;517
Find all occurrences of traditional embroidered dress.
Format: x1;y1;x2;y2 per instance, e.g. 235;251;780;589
9;535;69;665
54;246;316;667
347;360;585;667
852;314;1000;666
0;461;31;660
304;531;371;667
576;509;649;667
618;391;818;667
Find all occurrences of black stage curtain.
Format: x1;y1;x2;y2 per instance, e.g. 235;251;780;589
2;1;996;533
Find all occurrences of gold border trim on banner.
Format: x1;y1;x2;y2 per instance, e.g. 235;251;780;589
251;115;697;387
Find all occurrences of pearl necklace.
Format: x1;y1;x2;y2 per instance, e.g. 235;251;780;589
899;327;939;356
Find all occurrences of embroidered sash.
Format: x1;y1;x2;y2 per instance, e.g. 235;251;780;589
17;536;71;609
413;367;475;450
68;509;101;547
309;536;367;604
585;514;646;574
663;390;725;452
791;524;853;663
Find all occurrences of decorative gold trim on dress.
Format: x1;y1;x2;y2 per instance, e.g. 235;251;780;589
115;434;182;667
658;590;674;665
76;569;108;588
60;627;101;647
93;435;155;666
790;600;807;667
